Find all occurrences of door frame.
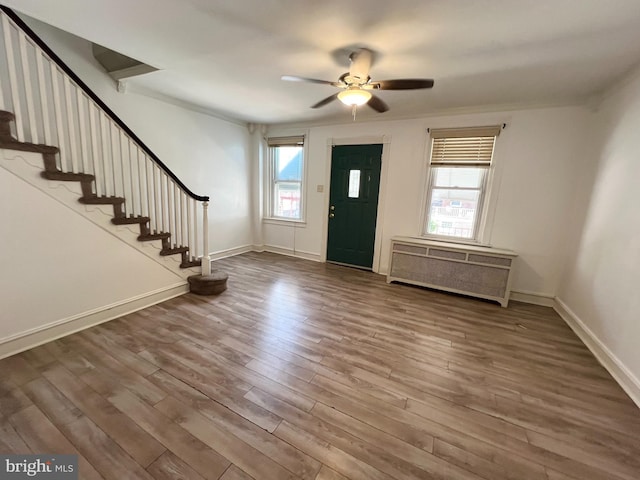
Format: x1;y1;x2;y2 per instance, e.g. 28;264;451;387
320;135;391;273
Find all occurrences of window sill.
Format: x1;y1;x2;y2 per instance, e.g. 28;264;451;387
263;218;307;226
419;234;491;248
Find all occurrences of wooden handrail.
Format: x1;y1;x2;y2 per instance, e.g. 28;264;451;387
0;5;209;202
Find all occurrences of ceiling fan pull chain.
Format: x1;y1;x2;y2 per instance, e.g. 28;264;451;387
352;104;357;121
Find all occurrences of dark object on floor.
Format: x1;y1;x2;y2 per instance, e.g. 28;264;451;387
188;271;228;295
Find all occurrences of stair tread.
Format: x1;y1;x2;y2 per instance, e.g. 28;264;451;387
0;139;59;154
42;170;94;182
0;111;16;122
111;216;150;225
160;246;189;255
80;195;125;205
181;259;202;268
138;232;171;241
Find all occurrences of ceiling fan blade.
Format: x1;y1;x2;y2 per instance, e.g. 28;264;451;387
368;79;434;90
281;75;340;86
311;93;339;109
349;48;373;82
367;94;389;113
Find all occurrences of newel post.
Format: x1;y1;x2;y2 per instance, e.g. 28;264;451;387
188;200;228;295
201;201;211;275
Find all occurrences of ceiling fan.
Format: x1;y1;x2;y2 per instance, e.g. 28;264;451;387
282;48;434;116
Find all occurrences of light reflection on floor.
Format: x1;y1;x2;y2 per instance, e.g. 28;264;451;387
260;279;306;346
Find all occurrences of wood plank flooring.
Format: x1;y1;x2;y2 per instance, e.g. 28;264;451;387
1;251;639;479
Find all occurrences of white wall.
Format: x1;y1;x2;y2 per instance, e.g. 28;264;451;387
0;14;254;355
20;15;253;256
0;164;183;344
557;65;640;399
264;106;590;298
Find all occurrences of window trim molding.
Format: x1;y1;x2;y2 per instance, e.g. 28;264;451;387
420;123;507;245
423;165;490;242
263;133;308;223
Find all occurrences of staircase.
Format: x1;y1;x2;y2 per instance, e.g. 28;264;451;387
0;109;200;268
0;6;211;275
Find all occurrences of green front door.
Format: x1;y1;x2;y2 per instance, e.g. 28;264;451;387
326;144;383;269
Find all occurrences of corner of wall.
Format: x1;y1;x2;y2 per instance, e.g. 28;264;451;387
554;297;640;408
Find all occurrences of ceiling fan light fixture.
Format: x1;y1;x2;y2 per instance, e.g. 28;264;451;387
337;87;372;106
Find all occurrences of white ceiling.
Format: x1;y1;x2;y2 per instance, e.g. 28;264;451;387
7;0;640;125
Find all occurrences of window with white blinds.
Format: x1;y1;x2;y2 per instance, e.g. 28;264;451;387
267;136;305;220
424;126;501;241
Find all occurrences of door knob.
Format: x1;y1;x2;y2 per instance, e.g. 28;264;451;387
330;205;335;211
329;213;335;218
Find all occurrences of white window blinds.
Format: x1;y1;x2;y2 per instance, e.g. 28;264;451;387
267;136;305;147
429;126;501;167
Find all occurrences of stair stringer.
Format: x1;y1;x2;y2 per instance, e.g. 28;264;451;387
0;147;201;279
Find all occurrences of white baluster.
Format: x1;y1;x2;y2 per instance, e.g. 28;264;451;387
120;130;130;214
128;139;137;216
88;103;101;196
193;198;199;260
179;187;185;248
3;16;24;140
111;123;123;209
202;201;211;275
0;14;5;111
63;78;78;172
18;32;37;143
155;166;162;233
160;171;167;233
100;112;112;197
50;65;66;170
134;148;151;219
76;90;89;173
187;196;193;262
172;184;179;247
144;155;154;232
35;50;52;145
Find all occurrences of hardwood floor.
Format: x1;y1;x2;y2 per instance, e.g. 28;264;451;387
1;251;639;480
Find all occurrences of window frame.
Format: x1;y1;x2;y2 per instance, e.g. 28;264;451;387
265;135;306;222
422;126;501;244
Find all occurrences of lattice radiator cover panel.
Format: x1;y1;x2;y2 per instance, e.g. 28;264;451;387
387;237;517;307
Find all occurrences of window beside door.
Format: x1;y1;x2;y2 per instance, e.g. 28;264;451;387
423;126;501;242
267;136;305;220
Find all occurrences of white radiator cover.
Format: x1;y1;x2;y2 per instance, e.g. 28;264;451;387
387;236;517;307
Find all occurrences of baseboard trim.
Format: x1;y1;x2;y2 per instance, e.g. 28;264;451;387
261;245;322;262
510;290;555;307
209;244;254;261
0;282;188;360
554;297;640;408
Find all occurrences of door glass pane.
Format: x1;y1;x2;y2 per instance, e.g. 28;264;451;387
427;188;481;239
348;170;361;198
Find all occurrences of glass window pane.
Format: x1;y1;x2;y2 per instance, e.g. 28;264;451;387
274;182;301;218
275;146;303;182
348;170;361;198
427;189;481;239
433;167;484;188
